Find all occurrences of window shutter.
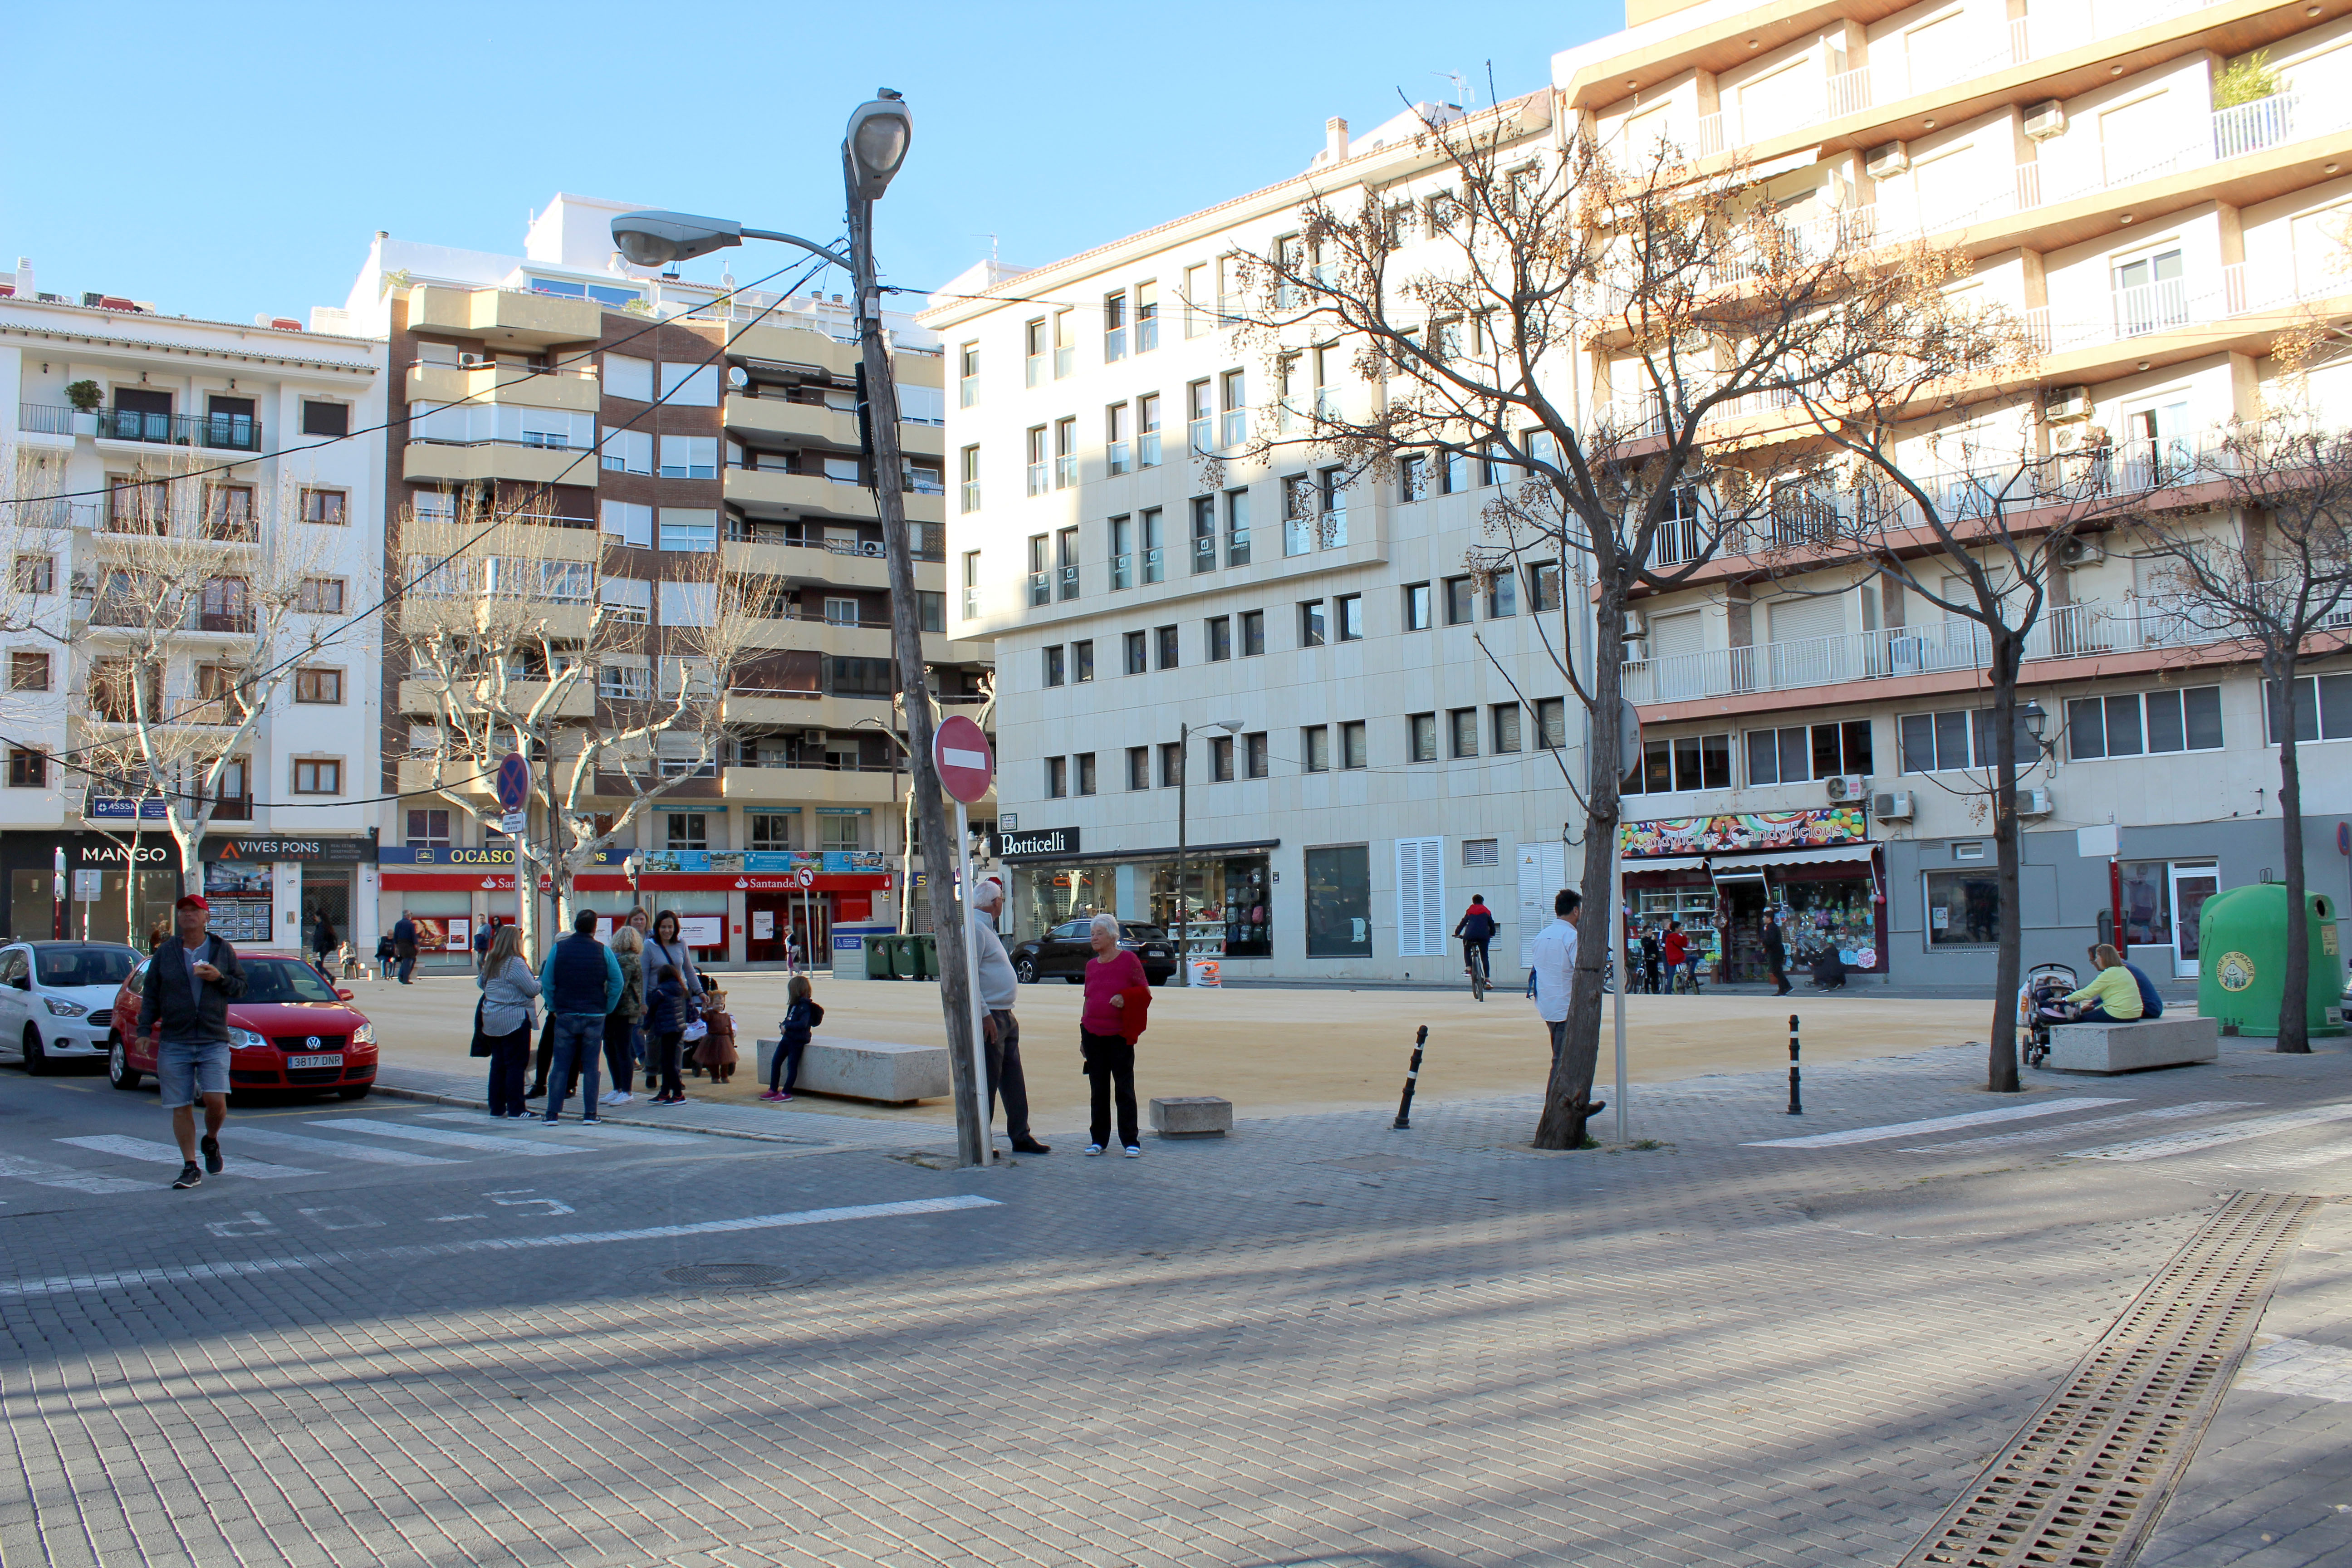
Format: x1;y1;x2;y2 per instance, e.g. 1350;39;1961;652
1395;836;1446;957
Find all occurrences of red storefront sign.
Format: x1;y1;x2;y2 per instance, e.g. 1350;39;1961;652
570;872;891;892
381;872;519;891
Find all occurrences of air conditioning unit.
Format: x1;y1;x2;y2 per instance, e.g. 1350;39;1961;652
2048;424;2092;455
2023;100;2068;140
2019;787;2054;817
1864;141;1910;179
858;540;887;558
802;728;828;745
2042;385;2091;421
458;352;487;368
1873;790;1914;820
2057;535;2107;569
1620;609;1649;645
1824;774;1867;802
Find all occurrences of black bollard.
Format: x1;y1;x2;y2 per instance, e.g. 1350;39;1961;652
1392;1025;1430;1130
1787;1013;1802;1115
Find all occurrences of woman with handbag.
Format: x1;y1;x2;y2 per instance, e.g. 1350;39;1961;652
475;925;541;1118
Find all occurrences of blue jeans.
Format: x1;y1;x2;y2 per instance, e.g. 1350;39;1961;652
544;1013;604;1121
396;956;416;984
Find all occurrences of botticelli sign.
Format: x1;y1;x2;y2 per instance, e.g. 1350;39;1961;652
994;826;1080;859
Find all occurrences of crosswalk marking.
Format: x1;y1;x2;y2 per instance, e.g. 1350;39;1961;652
1899;1100;2261;1152
305;1119;592;1156
0;1154;150;1195
2219;1146;2352;1172
417;1112;701;1146
58;1136;315;1179
2063;1103;2352;1162
1746;1097;2130;1149
232;1127;461;1166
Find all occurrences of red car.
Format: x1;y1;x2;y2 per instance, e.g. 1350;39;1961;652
106;948;378;1100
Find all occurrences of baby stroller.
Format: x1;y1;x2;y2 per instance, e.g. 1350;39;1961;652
2019;962;2079;1067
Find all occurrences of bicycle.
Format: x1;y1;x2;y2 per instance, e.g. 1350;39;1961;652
1464;941;1489;1002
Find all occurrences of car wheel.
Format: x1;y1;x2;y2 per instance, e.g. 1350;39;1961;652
107;1037;142;1092
1014;958;1038;984
23;1024;49;1076
1063;973;1083;984
335;1084;371;1101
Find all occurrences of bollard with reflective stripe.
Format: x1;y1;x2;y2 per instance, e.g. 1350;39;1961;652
1392;1025;1430;1130
1788;1014;1802;1116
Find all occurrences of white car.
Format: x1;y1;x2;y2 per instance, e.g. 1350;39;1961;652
0;942;143;1074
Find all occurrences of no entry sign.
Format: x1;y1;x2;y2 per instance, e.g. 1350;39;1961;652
933;715;994;804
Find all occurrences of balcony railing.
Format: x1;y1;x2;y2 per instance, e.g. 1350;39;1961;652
18;402;74;436
28;405;264;451
960;480;981;512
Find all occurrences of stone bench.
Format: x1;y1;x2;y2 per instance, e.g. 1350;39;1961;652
753;1037;951;1105
2045;1016;2219;1074
1151;1096;1232;1137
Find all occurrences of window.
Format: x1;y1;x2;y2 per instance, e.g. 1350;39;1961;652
1076;753;1098;796
1188;378;1214;455
2073;687;2224;758
1025;318;1046;387
1138;393;1162;467
1464;838;1501;869
1444;576;1476;625
1125;631;1148;675
1127;747;1151;790
1240;609;1265;657
1409;712;1438;762
918;591;946;632
1403;583;1431;631
960;445;981;514
9;652;46;692
1926;870;2001;947
1028;534;1050;607
1282;475;1314;556
659;362;720;406
1104;290;1127;362
601;429;654;476
1220;369;1248;449
1191;495;1218;574
1225;487;1251;567
300;488;346;524
1305;844;1373;957
1054;418;1078;489
1211;735;1235;780
1320;594;1357;642
1073;640;1094;681
1159;741;1184;787
658;508;718;551
1056;525;1079;600
15;555;53;594
1300;600;1327;647
1140;507;1165;584
749;813;797;852
657;436;716;480
1491;704;1522;754
7;749;44;788
1136;280;1159;352
1444;446;1472;494
1044;646;1066;687
1341;720;1367;769
1053;309;1074;378
1245;731;1269;778
1110;514;1134;590
1184;263;1210;336
1536;698;1567;749
826;656;893;697
1629;733;1734;794
1107;401;1132;474
1749;721;1872;784
603;354;653;401
1400;454;1430;501
297;577;345;613
1207;616;1232;662
1898;709;2028;774
1449;708;1480;759
959;343;979;407
2263;674;2352;745
962;549;982;620
818;812;863;853
1528;562;1562;613
1046;756;1068;798
1487;568;1518;619
292;759;342;794
407;809;451;847
300;401;349;437
203;484;254;539
1026;426;1049;496
666;813;709;851
1302;725;1331;772
1155;624;1179;669
294;668;343;705
599;664;651;701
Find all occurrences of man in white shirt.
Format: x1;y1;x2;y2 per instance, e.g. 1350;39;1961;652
972;879;1050;1155
1528;888;1592;1082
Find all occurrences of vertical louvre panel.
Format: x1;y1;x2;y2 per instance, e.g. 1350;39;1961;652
1396;836;1446;957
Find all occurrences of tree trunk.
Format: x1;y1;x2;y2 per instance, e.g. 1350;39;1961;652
1534;569;1619;1150
1987;635;2024;1093
2274;652;2313;1053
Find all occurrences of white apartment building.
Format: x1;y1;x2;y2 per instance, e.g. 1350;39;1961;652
0;260;387;953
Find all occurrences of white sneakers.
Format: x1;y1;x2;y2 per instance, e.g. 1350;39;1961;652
1085;1143;1105;1156
1085;1143;1144;1158
602;1090;632;1106
1124;1145;1142;1158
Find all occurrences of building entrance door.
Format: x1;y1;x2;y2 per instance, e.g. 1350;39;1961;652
301;872;352;958
2171;864;2219;978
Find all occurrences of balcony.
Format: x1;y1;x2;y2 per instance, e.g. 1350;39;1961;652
404;436;601;490
723;392;861;449
406;284;603;348
407;361;601;415
722;760;900;806
39;405;265;452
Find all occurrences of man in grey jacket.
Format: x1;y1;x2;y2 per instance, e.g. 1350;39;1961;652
140;894;249;1189
973;879;1049;1156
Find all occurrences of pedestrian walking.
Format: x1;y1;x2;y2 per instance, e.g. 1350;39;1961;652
536;909;622;1124
763;975;822;1100
603;925;645;1106
1529;889;1580;1062
391;910;419;985
471;920;493;963
1638;924;1661;994
310;911;338;974
1762;912;1792;997
972;877;1049;1155
642;963;689;1104
139;893;249;1190
475;925;540;1119
1078;911;1148;1156
785;931;803;975
696;986;738;1084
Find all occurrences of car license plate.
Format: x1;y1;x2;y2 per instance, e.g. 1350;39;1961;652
286;1053;343;1070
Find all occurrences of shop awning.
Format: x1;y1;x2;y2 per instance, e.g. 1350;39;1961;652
1623;843;1879;874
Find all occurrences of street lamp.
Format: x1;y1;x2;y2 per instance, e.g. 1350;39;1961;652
611;92;995;1168
1174;720;1245;981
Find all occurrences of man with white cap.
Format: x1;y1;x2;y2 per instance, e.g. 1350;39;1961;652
971;877;1050;1155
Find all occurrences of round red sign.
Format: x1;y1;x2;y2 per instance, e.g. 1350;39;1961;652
933;715;995;804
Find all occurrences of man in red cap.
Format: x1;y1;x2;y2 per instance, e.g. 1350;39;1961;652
140;892;248;1189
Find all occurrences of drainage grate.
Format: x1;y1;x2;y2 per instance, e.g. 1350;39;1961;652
660;1262;792;1288
1900;1190;2319;1568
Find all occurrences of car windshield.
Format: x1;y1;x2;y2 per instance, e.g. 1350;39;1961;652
1121;925;1166;941
240;958;343;1004
34;946;139;989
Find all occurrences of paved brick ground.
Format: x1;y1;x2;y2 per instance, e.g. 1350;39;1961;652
2;1036;2348;1567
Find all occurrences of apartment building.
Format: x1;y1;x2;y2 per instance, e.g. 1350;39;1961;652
0;263;387;952
929;103;1597;983
336;196;983;971
1577;0;2352;986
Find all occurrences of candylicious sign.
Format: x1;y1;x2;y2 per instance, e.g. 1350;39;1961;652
1620;806;1869;858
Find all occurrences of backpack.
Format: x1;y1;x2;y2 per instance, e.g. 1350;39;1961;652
807;1001;825;1028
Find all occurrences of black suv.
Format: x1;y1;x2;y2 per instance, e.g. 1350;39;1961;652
1008;920;1177;985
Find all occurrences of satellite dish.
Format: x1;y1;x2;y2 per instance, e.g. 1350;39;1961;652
726;365;749;389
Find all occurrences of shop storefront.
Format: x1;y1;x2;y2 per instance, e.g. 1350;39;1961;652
1;832;181;947
202;836;376;953
377;846;510;970
998;828;1278;964
580;848;892;969
1622;808;1886;983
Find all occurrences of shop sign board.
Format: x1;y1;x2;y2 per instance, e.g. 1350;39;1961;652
201;837;377;863
994;826;1081;859
1619;807;1869;858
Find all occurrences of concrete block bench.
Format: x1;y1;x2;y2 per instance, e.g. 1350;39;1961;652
1151;1096;1232;1137
2045;1016;2219;1074
753;1037;951;1105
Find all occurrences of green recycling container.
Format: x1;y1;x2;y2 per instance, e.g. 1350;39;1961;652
911;932;939;980
2196;883;2347;1037
889;934;921;981
863;935;892;980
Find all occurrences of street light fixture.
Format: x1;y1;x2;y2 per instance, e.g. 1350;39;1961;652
1174;719;1245;983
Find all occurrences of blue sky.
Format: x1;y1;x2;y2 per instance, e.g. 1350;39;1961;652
2;0;1616;326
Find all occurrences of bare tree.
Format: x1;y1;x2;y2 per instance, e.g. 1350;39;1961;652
1222;103;1989;1146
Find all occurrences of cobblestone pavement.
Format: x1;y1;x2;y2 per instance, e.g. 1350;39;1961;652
2;1037;2349;1568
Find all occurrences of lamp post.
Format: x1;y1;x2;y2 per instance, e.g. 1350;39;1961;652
611;93;990;1168
1175;720;1244;980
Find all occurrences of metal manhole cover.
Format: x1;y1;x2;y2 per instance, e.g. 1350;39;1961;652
660;1263;791;1288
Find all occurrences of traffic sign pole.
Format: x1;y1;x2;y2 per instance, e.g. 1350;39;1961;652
957;797;987;1147
932;714;997;1160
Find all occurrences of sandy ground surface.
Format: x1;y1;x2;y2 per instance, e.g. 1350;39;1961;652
351;969;2003;1127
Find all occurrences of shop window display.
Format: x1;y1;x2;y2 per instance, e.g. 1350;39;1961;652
1305;845;1372;957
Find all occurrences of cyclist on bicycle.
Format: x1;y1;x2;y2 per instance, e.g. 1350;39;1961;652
1661;920;1699;993
1454;895;1498;984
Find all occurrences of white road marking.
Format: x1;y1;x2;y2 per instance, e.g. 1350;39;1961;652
2063;1103;2352;1162
419;1112;699;1145
1899;1101;2262;1152
1746;1098;2130;1149
0;1194;1004;1298
232;1127;462;1166
304;1119;590;1156
58;1136;315;1179
2238;1335;2352;1403
2219;1146;2352;1172
0;1154;148;1195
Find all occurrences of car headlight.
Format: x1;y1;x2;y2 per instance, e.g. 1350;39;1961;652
43;997;87;1017
350;1023;374;1046
228;1026;268;1050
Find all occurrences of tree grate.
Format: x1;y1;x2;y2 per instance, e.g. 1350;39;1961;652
1899;1190;2318;1568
